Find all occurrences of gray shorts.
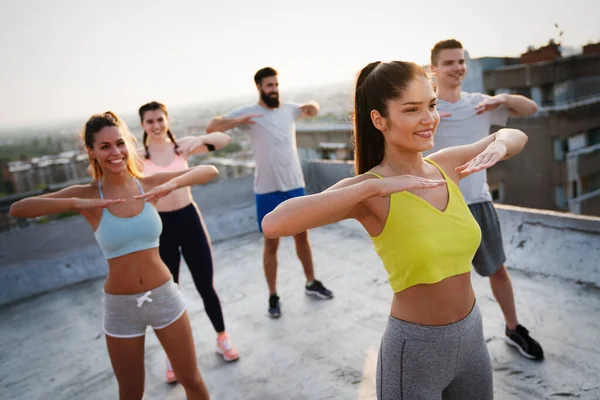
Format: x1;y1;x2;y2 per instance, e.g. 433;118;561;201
103;279;186;338
377;302;493;400
469;201;506;276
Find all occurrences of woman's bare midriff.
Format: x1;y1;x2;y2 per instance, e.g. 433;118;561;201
390;272;475;326
154;186;194;212
104;248;173;294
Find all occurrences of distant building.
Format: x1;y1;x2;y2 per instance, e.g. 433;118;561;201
296;123;353;161
461;51;520;94
482;42;600;216
6;151;91;193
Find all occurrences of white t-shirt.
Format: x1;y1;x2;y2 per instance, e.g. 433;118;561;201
426;92;509;205
226;102;305;194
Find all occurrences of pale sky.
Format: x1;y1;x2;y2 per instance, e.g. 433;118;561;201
1;0;598;129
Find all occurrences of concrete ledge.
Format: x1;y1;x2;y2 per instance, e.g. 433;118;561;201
1;161;599;306
0;244;107;305
191;174;257;243
497;204;600;286
303;159;355;194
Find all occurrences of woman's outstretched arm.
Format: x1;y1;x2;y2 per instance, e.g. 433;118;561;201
262;174;446;238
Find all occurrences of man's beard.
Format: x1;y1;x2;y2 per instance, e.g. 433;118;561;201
261;90;280;108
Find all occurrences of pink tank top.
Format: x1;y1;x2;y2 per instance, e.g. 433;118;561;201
143;154;188;175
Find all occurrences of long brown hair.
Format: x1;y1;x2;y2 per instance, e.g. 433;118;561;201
352;61;429;175
138;101;179;159
82;111;144;180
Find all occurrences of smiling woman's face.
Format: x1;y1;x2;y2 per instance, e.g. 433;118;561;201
374;76;440;153
88;126;130;175
141;109;169;141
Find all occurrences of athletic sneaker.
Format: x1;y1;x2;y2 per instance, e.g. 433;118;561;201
505;324;544;360
216;332;240;362
268;294;282;318
305;280;334;299
165;358;176;383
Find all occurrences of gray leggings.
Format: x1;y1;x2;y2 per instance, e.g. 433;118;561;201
376;302;493;400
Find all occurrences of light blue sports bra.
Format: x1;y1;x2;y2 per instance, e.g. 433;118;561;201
94;179;162;259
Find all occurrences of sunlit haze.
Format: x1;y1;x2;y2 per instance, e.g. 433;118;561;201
1;0;598;129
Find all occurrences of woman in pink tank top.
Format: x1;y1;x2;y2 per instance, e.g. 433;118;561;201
139;101;239;383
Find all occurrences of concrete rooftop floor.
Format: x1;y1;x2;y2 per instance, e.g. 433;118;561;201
1;221;599;400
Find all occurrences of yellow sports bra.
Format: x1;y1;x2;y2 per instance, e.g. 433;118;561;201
367;159;482;293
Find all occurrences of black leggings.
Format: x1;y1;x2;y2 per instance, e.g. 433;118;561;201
158;203;225;333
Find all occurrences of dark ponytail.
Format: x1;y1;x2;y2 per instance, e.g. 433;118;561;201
166;130;180;154
138;101;179;159
142;130;149;159
352;61;429;175
353;62;384;175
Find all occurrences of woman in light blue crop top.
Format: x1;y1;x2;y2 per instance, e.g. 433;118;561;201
261;62;529;399
10;111;217;399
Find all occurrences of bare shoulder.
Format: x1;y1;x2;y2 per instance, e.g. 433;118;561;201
41;183;99;199
71;183;100;197
138;175;158;190
425;153;460;183
427;148;452;166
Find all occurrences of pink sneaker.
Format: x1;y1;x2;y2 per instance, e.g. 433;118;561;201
216;333;240;362
165;358;177;383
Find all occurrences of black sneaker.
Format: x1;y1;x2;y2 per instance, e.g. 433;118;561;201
268;294;281;318
305;280;334;299
505;324;544;360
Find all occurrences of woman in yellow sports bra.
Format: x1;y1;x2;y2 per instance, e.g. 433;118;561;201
261;61;528;400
